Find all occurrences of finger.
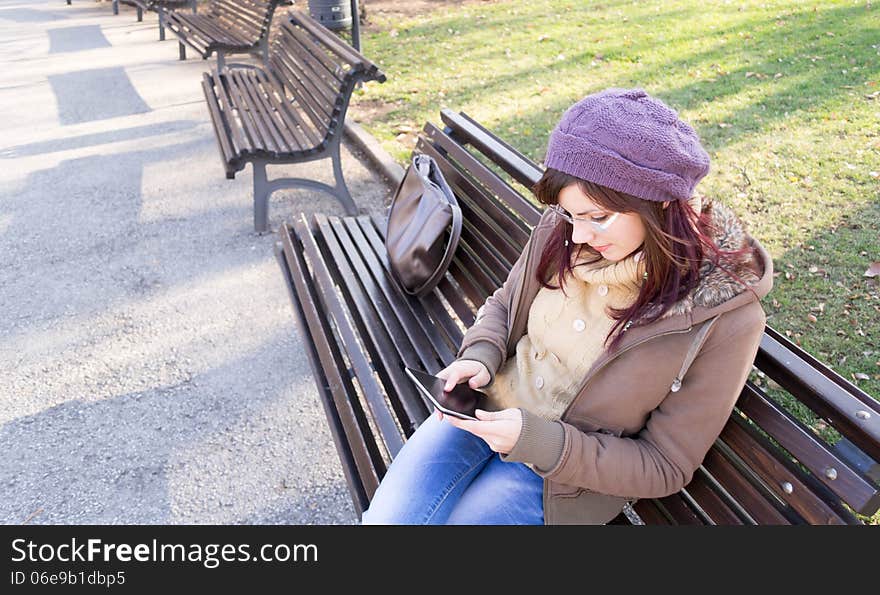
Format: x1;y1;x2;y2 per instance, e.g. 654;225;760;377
435;409;444;422
469;368;490;389
475;409;495;420
444;372;463;392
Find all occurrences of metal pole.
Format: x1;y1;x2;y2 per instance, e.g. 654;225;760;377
350;0;360;51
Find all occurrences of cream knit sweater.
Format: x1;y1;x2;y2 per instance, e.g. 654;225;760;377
483;250;645;420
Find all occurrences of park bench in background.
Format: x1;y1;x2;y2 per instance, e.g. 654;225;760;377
112;0;197;42
166;0;289;70
275;108;880;524
201;11;385;233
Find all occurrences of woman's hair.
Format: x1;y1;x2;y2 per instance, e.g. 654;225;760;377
533;168;748;352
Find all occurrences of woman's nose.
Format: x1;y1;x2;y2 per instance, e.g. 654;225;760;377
571;223;595;245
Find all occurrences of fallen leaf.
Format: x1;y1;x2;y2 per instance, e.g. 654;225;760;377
807;313;818;323
853;373;870;380
865;262;880;277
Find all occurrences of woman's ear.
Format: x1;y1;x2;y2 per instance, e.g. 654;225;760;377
662;201;670;209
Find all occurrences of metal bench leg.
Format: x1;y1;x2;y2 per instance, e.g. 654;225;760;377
179;42;186;61
253;161;271;234
137;7;143;22
158;10;166;41
112;0;117;14
330;139;358;215
260;37;269;68
216;51;226;72
191;0;197;14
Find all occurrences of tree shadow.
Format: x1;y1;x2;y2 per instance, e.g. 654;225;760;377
48;24;112;53
0;337;349;524
48;66;151;126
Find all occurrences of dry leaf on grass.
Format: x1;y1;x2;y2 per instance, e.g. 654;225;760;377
864;262;880;277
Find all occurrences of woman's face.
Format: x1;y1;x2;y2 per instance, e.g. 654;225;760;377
556;183;647;262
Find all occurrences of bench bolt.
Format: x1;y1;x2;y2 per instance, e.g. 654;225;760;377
780;481;794;494
824;467;837;480
856;410;871;420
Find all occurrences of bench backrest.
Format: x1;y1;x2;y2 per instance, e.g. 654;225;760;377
210;0;284;42
400;110;880;523
268;11;386;148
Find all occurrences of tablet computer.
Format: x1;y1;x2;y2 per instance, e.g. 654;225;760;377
404;366;487;421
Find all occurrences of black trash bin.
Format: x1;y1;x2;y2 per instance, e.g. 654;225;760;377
308;0;352;31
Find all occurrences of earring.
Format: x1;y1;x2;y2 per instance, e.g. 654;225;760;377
564;239;569;247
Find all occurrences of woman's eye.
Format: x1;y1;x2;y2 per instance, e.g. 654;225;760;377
591;215;608;223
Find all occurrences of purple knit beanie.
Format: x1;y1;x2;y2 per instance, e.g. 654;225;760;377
545;88;710;202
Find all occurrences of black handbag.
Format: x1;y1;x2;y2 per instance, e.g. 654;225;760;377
385;154;462;297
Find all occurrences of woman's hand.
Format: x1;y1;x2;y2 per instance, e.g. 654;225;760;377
435;359;490;392
444;408;523;454
433;359;491;423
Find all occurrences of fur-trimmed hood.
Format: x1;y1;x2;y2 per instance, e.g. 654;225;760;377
659;199;770;321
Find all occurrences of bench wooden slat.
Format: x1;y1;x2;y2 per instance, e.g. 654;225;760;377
417;135;527;263
279;221;384;508
291;6;384;79
738;383;880;516
720;416;856;524
354;216;462;366
701;448;792;524
651;493;705;525
680;474;745;525
249;71;298;154
230;70;282;156
756;331;880;462
440;108;545;190
210;71;249;157
323;217;440;385
262;71;324;150
224;71;266;154
248;69;302;155
276;30;343;108
423;124;542;228
367;212;471;348
284;21;352;88
201;73;237;170
270;48;334;138
294;216;406;458
312;216;426;435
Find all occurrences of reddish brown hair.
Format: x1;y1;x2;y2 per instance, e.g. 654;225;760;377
533;168;748;352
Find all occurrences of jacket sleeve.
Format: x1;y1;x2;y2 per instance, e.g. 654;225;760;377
454;229;536;386
505;301;767;498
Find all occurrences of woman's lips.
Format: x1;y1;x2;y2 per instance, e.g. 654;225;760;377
592;244;611;253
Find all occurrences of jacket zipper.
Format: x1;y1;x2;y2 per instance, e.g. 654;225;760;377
560;326;695;421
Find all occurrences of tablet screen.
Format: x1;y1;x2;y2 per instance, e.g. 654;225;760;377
404;367;485;420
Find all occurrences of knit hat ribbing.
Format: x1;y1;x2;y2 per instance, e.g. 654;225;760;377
544;88;710;202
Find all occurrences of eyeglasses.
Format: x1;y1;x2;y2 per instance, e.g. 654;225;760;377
548;204;621;232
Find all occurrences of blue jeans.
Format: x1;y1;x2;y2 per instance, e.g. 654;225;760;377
361;414;545;525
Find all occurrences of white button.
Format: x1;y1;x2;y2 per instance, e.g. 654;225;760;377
535;376;544;389
534;349;544;361
597;284;609;296
573;319;586;332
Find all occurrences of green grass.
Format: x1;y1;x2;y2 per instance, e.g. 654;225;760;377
350;0;880;399
346;0;879;524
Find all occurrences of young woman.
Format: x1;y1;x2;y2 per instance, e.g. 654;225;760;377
362;88;773;525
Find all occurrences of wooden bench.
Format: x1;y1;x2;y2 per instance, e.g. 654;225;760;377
201;10;385;233
275;109;880;524
165;0;289;70
112;0;197;42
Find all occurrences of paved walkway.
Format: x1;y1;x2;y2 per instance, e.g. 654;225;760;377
0;0;391;524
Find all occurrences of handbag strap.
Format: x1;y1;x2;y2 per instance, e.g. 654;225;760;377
414;199;462;297
405;154;463;297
